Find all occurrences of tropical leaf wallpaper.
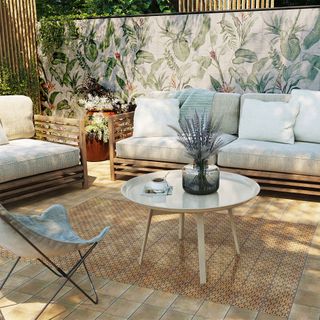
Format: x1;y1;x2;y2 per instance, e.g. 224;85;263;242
38;8;320;117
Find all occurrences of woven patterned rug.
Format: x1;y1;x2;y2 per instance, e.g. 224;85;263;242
4;196;316;317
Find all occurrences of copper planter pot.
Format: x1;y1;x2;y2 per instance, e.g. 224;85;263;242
86;138;109;162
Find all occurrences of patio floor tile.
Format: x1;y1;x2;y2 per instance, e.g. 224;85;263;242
64;305;102;319
255;312;287;320
160;309;193;320
289;303;320;320
15;278;49;296
145;290;178;308
35;280;72;300
128;303;166;319
100;281;131;297
120;285;153;303
171;296;203;314
195;301;229;319
224;306;258;319
96;313;127;320
56;287;88;306
105;298;141;318
294;289;320;308
14;264;44;278
0;291;33;308
2;274;30;288
80;293;116;311
33;268;58;282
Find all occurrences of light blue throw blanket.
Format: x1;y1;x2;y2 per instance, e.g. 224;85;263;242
174;88;216;120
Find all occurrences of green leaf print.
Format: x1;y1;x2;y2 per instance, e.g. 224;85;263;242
232;49;257;64
134;50;155;65
304;54;320;80
303;14;320;50
49;92;60;105
51;52;67;65
173;38;190;62
192;15;211;50
280;11;301;62
100;20;115;50
195;56;212;68
104;57;117;79
57;99;70;110
66;59;77;74
210;76;222;91
116;75;126;90
280;33;301;62
85;39;98;63
49;67;63;86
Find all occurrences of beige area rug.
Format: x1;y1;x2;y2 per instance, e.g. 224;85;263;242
3;196;317;317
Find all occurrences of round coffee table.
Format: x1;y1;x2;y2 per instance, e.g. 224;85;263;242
121;170;260;284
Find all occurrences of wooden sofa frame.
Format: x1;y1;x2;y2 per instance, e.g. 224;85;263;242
0;115;88;204
109;112;320;196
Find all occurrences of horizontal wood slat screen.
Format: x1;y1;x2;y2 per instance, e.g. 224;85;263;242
178;0;274;11
0;0;39;112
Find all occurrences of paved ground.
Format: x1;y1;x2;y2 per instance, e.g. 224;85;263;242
1;161;320;320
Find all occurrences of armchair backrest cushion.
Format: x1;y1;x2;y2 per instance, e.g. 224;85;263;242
0;95;35;140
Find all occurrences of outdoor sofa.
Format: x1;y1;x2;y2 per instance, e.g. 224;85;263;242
109;90;320;196
0;95;88;204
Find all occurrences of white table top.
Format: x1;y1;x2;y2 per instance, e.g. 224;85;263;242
121;170;260;213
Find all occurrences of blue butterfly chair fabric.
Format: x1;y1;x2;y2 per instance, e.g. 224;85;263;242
0;204;109;258
0;204;110;319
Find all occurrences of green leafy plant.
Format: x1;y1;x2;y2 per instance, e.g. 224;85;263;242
39;17;79;56
85;113;109;143
0;59;40;112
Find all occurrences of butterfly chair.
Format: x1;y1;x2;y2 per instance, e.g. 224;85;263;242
0;204;110;319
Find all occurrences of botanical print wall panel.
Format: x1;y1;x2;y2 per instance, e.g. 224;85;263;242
39;8;320;116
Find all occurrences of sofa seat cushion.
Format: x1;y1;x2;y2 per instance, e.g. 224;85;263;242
116;137;193;163
218;139;320;176
0;139;80;183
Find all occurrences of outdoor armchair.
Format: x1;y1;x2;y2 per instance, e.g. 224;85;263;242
0;204;109;319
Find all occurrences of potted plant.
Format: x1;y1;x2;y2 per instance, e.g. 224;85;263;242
85;112;110;162
171;112;227;195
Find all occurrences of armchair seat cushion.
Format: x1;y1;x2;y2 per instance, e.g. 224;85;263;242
0;139;80;183
218;139;320;176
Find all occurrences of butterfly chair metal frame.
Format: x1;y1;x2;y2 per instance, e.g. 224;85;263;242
0;214;99;320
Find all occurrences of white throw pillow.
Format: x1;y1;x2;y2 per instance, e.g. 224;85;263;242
291;89;320;143
133;98;180;137
239;99;299;144
0;122;8;145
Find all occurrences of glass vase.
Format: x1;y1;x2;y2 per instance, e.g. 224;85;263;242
182;160;220;195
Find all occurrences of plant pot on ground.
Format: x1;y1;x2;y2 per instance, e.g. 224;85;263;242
85;112;109;162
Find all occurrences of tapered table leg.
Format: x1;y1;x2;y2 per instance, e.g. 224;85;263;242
195;213;206;284
179;213;185;240
228;209;240;255
139;209;153;264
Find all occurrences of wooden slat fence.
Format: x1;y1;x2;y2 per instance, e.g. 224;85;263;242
0;0;39;111
178;0;274;11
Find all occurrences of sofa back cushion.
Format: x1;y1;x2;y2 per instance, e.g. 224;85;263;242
239;99;299;144
241;93;290;110
211;93;240;135
290;89;320;143
0;95;35;140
